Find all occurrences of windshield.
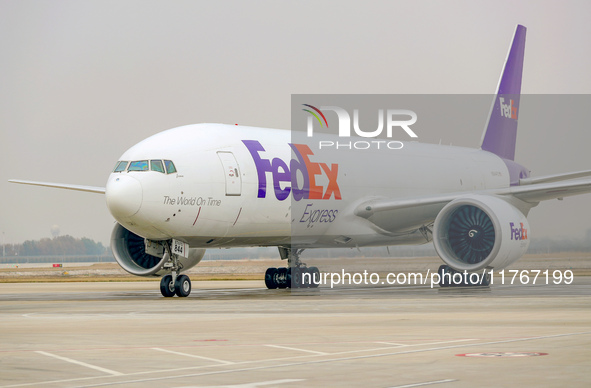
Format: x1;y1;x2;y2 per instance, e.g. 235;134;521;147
113;161;128;172
128;160;149;171
150;160;165;173
125;159;176;173
164;160;177;174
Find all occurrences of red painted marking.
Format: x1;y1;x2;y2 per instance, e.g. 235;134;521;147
232;207;242;226
52;264;62;268
192;207;202;226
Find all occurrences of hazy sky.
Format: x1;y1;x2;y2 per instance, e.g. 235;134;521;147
1;0;591;245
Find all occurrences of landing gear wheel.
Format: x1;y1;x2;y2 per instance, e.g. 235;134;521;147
465;272;483;286
479;272;491;286
266;248;322;290
277;267;288;289
174;274;191;297
308;266;320;288
265;268;278;289
160;274;176;297
291;267;303;288
438;265;451;288
298;268;312;288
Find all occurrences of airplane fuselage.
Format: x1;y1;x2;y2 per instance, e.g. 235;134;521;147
106;123;513;249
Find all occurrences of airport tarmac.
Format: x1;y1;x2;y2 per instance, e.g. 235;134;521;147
0;279;590;387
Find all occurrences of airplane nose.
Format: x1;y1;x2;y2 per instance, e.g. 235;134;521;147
106;175;143;219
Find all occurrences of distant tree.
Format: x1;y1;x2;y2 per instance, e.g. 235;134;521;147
21;240;37;256
81;237;106;255
5;236;108;256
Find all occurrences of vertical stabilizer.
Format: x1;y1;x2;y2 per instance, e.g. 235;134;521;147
481;24;526;161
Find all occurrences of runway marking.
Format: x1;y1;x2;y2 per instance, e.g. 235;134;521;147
327;338;476;356
375;341;407;346
152;348;234;365
264;344;329;355
47;331;591;387
406;339;475;347
388;379;456;388
6;331;589;388
35;351;123;376
175;379;303;387
375;339;475;348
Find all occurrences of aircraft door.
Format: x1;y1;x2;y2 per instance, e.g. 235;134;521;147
217;152;242;196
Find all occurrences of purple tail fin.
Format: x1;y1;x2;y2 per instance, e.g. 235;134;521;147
481;24;526;161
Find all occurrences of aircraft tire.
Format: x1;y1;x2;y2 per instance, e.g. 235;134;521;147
291;268;302;288
160;275;176;297
265;268;278;289
175;274;192;297
438;265;451;288
479;272;491;286
308;267;320;288
277;268;288;289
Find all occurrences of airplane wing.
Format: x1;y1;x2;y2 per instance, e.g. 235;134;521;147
355;177;591;218
519;169;591;185
8;179;106;194
505;178;591;203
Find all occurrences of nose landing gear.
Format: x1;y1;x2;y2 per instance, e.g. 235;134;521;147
159;242;192;297
160;274;176;297
160;271;193;297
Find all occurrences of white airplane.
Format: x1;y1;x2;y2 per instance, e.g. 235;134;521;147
10;25;591;296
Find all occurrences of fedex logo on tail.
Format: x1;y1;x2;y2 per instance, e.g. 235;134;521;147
243;140;341;201
499;97;518;120
510;222;528;241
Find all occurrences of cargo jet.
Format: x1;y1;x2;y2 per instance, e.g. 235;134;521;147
10;25;591;296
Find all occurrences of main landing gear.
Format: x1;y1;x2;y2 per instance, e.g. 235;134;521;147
264;247;320;289
438;265;491;287
159;243;192;297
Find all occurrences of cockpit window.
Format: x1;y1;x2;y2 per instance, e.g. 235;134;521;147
164;160;177;174
113;161;128;173
150;160;165;173
128;160;149;171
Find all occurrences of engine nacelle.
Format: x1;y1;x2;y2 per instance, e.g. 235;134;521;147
110;223;205;277
433;195;529;272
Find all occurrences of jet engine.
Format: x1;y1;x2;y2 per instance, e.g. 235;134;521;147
110;223;205;277
433;195;529;272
